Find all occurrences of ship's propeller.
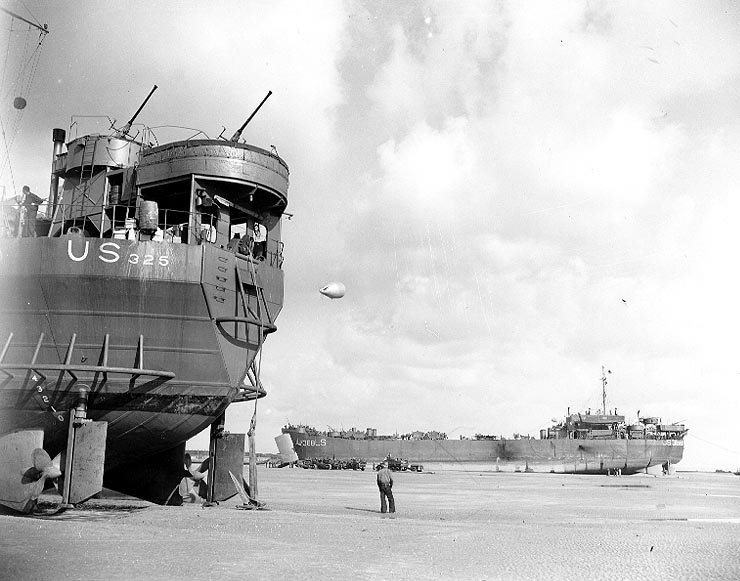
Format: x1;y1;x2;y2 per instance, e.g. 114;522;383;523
19;448;62;508
184;453;208;481
21;449;61;482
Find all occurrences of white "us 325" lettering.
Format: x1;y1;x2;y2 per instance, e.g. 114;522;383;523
67;240;170;267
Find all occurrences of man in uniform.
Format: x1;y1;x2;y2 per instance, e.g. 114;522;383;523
16;185;45;237
376;461;395;514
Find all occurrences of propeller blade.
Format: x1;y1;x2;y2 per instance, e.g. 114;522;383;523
188;467;206;481
188;456;210;480
42;463;62;480
198;456;210;473
31;448;61;480
21;466;42;484
185;456;208;481
32;448;52;471
0;430;50;513
21;449;61;487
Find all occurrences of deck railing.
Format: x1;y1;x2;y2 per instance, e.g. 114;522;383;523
0;202;284;268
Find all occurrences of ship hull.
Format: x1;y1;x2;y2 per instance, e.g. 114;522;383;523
0;237;283;500
284;430;685;474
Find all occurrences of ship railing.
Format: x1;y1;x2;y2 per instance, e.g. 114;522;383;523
2;201;284;268
0;332;176;418
0;333;175;389
0;198;51;238
231;363;267;403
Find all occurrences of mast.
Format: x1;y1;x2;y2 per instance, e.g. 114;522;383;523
601;365;609;413
0;7;49;34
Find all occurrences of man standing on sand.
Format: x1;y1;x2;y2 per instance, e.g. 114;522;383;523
376;462;395;514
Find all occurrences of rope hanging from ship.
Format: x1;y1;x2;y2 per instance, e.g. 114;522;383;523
244;245;268;496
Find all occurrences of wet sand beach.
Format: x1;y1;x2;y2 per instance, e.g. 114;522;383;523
1;469;739;581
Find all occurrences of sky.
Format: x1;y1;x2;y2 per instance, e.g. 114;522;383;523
1;0;739;471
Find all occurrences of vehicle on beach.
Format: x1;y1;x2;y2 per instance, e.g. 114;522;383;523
299;457;368;470
374;456;412;472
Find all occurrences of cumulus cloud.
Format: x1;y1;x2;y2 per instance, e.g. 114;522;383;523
270;0;740;466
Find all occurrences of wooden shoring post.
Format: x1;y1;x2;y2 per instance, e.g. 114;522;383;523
61;408;76;504
248;423;258;499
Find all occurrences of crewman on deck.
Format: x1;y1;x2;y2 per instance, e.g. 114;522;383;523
227;232;242;252
16;185;45;237
376;461;395;514
250;222;267;260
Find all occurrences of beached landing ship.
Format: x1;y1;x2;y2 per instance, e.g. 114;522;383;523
0;87;289;509
283;411;687;475
282;371;687;475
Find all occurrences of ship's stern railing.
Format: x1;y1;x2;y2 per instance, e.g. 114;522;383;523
0;332;176;423
1;201;285;269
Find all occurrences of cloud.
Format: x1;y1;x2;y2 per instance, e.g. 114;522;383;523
1;1;349;198
273;0;740;467
366;1;507;128
375;118;478;219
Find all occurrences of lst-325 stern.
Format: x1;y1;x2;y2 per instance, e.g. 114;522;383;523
0;89;290;507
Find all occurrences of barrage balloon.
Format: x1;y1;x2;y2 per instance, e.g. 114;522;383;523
319;282;346;299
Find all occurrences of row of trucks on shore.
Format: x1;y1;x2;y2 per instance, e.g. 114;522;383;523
296;456;423;472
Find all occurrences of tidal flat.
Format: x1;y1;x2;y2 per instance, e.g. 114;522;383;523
1;468;739;580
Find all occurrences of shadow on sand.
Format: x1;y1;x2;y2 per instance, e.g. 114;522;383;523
344;506;382;514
